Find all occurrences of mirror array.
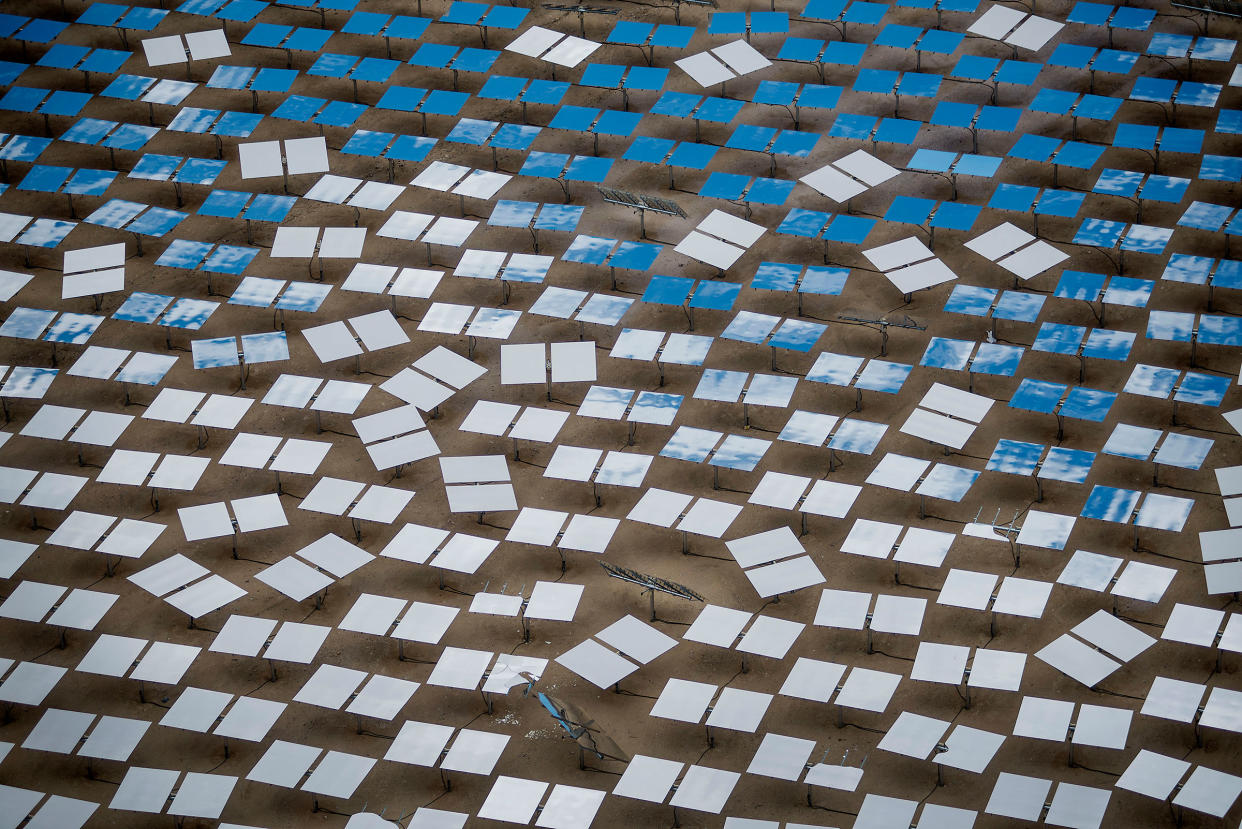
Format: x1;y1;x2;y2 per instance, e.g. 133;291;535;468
0;0;1240;827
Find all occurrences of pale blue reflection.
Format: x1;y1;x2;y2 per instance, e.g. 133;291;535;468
0;366;56;397
855;360;911;393
693;368;746;402
708;435;771;471
829;419;886;454
916;464;979;501
192;336;238;369
1038;447;1094;483
986;439;1042;475
1081;485;1140;523
660;425;720;462
0;307;56;338
529;287;585;319
44;312;102;344
1101;424;1161;460
161;299;218;330
921;337;972;370
576;294;631;326
275;282;329;312
807;352;863;385
241;331;289;364
722;311;778;344
629;391;681;425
